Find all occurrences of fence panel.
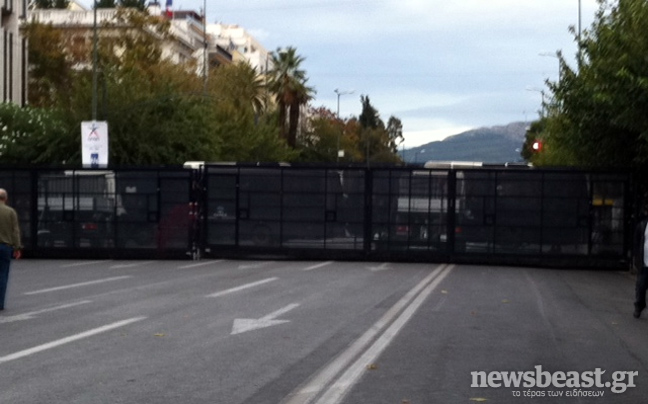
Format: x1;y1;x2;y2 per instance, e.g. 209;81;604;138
202;165;366;255
1;165;634;268
32;168;193;259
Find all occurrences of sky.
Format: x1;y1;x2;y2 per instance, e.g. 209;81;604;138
83;0;601;148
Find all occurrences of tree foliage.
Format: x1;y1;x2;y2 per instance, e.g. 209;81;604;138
537;0;648;170
268;47;314;148
299;98;403;164
30;0;69;9
12;9;398;166
0;104;71;164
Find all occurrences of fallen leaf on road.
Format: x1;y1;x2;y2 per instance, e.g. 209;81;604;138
501;299;510;303
154;333;166;337
441;290;448;294
366;363;379;370
469;398;488;402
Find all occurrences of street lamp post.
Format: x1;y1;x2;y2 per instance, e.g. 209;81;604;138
334;88;354;163
92;0;98;121
526;87;547;116
203;0;208;94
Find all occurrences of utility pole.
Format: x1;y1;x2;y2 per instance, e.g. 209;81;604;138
334;88;354;163
203;0;208;95
92;0;98;120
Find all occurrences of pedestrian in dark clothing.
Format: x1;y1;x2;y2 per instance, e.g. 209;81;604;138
0;189;22;311
633;215;648;318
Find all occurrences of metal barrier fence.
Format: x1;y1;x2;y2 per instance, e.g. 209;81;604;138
0;165;634;268
2;168;197;259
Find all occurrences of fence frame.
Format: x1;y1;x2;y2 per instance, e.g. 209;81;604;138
0;164;637;268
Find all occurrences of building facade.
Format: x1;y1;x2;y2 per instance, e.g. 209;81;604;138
206;23;271;74
1;0;28;105
28;3;236;77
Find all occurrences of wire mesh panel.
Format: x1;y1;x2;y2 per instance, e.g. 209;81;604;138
371;168;450;254
204;167;238;246
5;164;633;266
541;172;591;255
590;174;627;256
37;170;117;249
203;165;366;252
34;169;193;257
0;170;32;249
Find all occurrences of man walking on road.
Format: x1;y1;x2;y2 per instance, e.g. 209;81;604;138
0;189;22;311
634;212;648;318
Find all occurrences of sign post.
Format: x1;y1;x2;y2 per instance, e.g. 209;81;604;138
81;121;109;168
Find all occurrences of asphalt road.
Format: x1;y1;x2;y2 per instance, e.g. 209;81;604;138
1;259;646;404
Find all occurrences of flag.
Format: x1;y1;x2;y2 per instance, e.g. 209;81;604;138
165;0;173;18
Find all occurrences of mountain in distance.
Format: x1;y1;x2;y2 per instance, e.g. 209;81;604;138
402;122;528;164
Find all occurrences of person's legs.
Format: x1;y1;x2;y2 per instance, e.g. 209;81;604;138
634;266;648;318
0;244;13;310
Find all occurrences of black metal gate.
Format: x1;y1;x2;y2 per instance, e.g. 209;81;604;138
202;165;366;258
0;164;636;268
25;168;196;259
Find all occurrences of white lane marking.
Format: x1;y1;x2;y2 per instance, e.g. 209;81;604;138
178;260;225;269
281;264;449;404
110;261;154;269
0;317;147;364
59;261;111;268
238;261;273;270
231;303;300;335
367;263;390;272
24;276;133;295
0;301;92;324
303;261;334;271
314;265;455;404
206;277;278;298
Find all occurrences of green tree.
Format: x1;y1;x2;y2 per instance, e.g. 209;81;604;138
268;47;314;148
386;116;404;154
210;62;268;116
209;63;294;162
30;0;69;8
358;96;401;164
297;107;341;162
95;0;117;8
119;0;147;10
23;22;73;107
542;0;648;170
0;103;72;164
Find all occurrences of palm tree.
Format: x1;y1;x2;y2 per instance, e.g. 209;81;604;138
268;47;314;147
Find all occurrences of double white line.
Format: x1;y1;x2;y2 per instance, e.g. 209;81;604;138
281;263;455;404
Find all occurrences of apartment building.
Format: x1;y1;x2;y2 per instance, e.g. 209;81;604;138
207;23;271;74
28;2;232;74
1;0;28;105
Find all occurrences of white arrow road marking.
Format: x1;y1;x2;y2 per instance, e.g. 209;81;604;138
0;317;147;365
303;261;334;271
0;301;92;324
367;263;390;272
24;276;133;295
231;303;300;335
206;277;278;298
